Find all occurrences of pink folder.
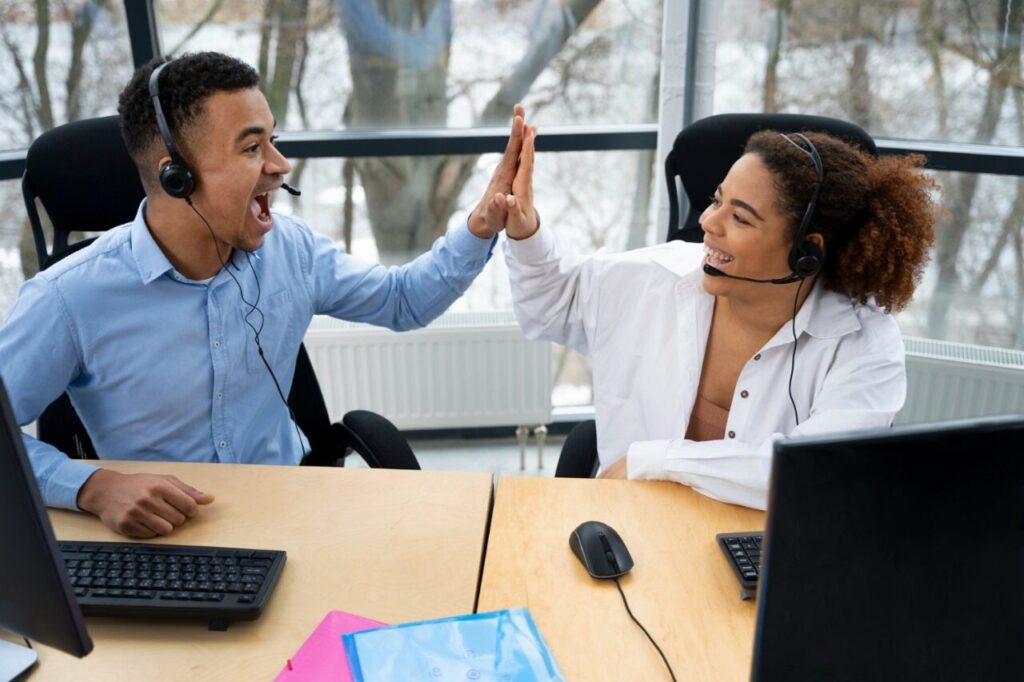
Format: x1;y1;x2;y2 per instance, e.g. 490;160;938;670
275;610;387;681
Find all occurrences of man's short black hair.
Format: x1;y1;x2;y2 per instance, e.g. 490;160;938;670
117;52;260;182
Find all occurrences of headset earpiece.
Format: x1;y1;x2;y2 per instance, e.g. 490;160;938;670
158;160;195;199
789;239;823;279
149;61;196;200
779;132;825;281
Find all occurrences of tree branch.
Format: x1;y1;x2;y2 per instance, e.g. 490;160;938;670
33;0;54;130
430;0;603;232
168;0;227;55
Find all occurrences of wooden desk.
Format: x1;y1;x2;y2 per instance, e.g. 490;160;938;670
477;477;765;681
30;461;493;680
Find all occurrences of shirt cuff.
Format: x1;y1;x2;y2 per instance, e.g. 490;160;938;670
450;220;499;263
45;458;101;511
503;222;555;263
626;440;671;481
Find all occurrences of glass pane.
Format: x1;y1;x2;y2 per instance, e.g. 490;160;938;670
155;0;662;131
0;1;134;151
713;0;1023;146
271;148;657;407
897;171;1024;350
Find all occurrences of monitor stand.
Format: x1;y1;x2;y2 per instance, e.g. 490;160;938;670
0;637;37;681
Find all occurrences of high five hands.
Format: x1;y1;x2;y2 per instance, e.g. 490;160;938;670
468;104;539;240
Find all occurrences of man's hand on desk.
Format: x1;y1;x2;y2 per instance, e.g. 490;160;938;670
76;470;215;538
597;456;628;480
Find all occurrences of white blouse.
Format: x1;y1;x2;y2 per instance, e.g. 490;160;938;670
504;226;906;510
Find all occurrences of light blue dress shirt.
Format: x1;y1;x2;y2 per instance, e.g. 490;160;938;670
0;202;494;510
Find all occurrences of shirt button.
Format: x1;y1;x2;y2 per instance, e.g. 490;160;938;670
219;440;227;448
728;431;736;439
213;340;221;348
740;390;749;399
216;392;223;400
753;353;761;361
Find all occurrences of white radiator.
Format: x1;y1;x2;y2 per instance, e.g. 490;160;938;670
303;311;552;430
898;337;1024;424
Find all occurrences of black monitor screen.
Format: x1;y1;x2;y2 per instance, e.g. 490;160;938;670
752;416;1024;682
0;376;92;658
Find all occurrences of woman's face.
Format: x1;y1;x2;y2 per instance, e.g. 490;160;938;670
699;152;797;296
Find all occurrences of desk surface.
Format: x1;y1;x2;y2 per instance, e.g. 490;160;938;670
477;476;766;681
30;460;494;680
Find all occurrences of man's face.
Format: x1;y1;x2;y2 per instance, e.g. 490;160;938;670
178;88;291;252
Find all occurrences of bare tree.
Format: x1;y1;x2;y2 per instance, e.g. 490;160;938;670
763;0;790;113
926;0;1023;338
845;0;871;128
6;0;108;278
336;0;603;263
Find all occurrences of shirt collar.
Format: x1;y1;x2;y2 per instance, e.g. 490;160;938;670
797;279;862;340
130;199;259;285
130;199;176;285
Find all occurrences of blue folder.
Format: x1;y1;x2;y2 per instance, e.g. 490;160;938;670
342;607;564;681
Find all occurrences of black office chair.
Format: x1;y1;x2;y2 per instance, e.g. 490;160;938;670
554;419;599;478
553;113;877;478
665;112;877;244
21;115;418;470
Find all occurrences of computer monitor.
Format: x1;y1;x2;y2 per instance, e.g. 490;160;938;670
752;416;1024;682
0;376;92;679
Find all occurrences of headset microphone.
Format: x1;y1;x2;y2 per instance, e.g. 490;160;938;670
702;263;801;285
280;182;301;197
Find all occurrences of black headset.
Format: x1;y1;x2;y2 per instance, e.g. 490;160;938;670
148;61;196;199
779;132;824;280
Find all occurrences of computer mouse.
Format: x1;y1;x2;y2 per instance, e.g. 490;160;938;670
569;521;634;579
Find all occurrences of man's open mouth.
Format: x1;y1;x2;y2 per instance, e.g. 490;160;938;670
250;192;271;225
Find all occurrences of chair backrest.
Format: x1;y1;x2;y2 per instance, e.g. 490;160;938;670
664;113;877;243
21;116;340;465
23;116;145;269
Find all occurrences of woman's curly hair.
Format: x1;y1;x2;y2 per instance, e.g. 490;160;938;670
744;130;939;312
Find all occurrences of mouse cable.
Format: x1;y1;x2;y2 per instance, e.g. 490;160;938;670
613;576;677;681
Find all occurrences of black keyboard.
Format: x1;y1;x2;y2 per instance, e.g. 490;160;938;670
59;541;286;629
716;531;764;597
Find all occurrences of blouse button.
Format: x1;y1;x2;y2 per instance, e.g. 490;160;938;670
740;390;749;399
728;431;736;439
753;353;761;361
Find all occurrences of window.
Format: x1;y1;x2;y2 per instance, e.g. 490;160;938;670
899;171;1024;349
712;0;1022;147
155;0;663;130
274;148;659;408
708;0;1024;349
0;1;134;151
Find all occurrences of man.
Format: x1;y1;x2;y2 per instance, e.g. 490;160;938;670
0;51;528;538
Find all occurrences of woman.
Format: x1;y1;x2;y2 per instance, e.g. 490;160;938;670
487;125;939;509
